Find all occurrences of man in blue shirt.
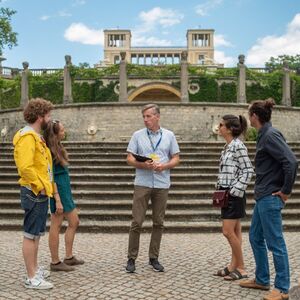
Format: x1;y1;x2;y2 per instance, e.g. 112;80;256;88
125;104;180;273
240;98;298;300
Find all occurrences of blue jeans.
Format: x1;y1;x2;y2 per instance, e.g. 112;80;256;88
249;195;289;293
20;187;49;240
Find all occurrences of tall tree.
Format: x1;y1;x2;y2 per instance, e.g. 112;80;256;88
0;2;18;56
265;54;300;70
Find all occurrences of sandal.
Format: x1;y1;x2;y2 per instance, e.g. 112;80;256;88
224;269;248;281
213;266;231;277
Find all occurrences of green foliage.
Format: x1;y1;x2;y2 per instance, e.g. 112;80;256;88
219;82;236;102
245;127;258;141
30;72;63;104
189;76;218;102
0;4;18;55
127;64;180;78
0;77;20;108
265;54;300;70
94;80;118;102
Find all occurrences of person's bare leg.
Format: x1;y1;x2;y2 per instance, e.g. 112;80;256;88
222;219;246;274
64;209;79;258
23;237;37;278
49;214;64;263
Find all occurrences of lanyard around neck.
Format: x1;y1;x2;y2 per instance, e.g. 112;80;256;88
147;129;162;152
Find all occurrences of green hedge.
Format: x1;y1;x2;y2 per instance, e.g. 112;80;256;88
0;77;21;108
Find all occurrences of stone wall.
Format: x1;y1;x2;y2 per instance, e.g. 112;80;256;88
1;103;300;142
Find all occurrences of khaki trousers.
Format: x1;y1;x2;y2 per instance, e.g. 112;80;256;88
127;185;169;260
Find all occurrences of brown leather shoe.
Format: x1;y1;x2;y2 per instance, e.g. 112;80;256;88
239;278;270;290
263;289;289;300
63;256;85;266
50;262;75;272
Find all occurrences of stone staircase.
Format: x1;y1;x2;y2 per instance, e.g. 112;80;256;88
0;141;300;233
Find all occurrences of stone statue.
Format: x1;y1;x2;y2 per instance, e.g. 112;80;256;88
181;51;188;62
238;54;245;65
120;52;126;61
22;61;29;70
65;55;72;66
64;55;73;103
21;61;29;107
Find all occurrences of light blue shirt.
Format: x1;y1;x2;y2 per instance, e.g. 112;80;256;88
127;127;180;189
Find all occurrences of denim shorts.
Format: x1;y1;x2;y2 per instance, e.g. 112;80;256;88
20;187;49;240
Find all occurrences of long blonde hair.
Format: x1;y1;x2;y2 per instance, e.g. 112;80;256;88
43;120;69;166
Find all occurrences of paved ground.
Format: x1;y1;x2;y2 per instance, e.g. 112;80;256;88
0;230;300;300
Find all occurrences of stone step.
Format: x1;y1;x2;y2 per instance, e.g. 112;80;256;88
1;189;300;200
1;219;300;233
0;173;219;182
1;207;300;221
2;198;300;210
0;165;221;174
2;180;300;191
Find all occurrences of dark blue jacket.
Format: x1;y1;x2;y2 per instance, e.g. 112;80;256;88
254;122;298;199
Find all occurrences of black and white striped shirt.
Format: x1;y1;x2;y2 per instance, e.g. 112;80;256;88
217;138;254;198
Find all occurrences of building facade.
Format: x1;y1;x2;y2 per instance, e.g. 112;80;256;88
99;29;220;67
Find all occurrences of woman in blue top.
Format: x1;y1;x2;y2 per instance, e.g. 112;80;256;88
44;120;84;272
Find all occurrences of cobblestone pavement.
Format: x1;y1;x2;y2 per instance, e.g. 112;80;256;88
0;230;300;300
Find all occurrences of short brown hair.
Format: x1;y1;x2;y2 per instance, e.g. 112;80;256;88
141;103;160;114
23;98;54;124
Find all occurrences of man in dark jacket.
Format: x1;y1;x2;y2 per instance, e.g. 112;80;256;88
240;98;298;300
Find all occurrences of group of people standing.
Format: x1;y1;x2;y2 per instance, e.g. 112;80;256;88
13;99;298;300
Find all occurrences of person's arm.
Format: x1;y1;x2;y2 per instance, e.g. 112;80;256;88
266;132;298;201
15;135;44;194
230;146;254;197
154;153;180;172
52;182;63;214
127;153;155;170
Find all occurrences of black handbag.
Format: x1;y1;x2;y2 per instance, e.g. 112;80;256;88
212;190;229;208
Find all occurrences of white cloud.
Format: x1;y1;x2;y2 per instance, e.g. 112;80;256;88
214;34;233;47
138;7;184;33
132;35;172;47
72;0;86;6
196;0;223;16
214;50;235;66
64;23;104;45
247;13;300;66
40;15;50;21
58;11;72;17
132;7;183;47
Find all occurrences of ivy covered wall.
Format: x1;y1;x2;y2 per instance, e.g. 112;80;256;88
1;65;300;109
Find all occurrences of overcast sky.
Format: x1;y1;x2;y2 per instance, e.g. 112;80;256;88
2;0;300;68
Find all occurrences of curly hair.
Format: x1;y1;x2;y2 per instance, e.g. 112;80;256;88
23;98;54;124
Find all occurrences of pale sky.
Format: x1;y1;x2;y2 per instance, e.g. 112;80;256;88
2;0;300;68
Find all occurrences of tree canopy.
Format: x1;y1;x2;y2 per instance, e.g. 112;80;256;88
265;54;300;70
0;2;17;56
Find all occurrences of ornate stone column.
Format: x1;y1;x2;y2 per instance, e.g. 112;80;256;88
119;51;127;102
282;60;291;106
63;55;73;104
237;54;246;103
180;51;189;103
20;61;29;108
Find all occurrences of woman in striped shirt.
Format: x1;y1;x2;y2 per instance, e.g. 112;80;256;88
214;114;254;281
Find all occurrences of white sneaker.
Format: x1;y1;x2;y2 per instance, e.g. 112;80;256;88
24;275;53;289
36;266;50;279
